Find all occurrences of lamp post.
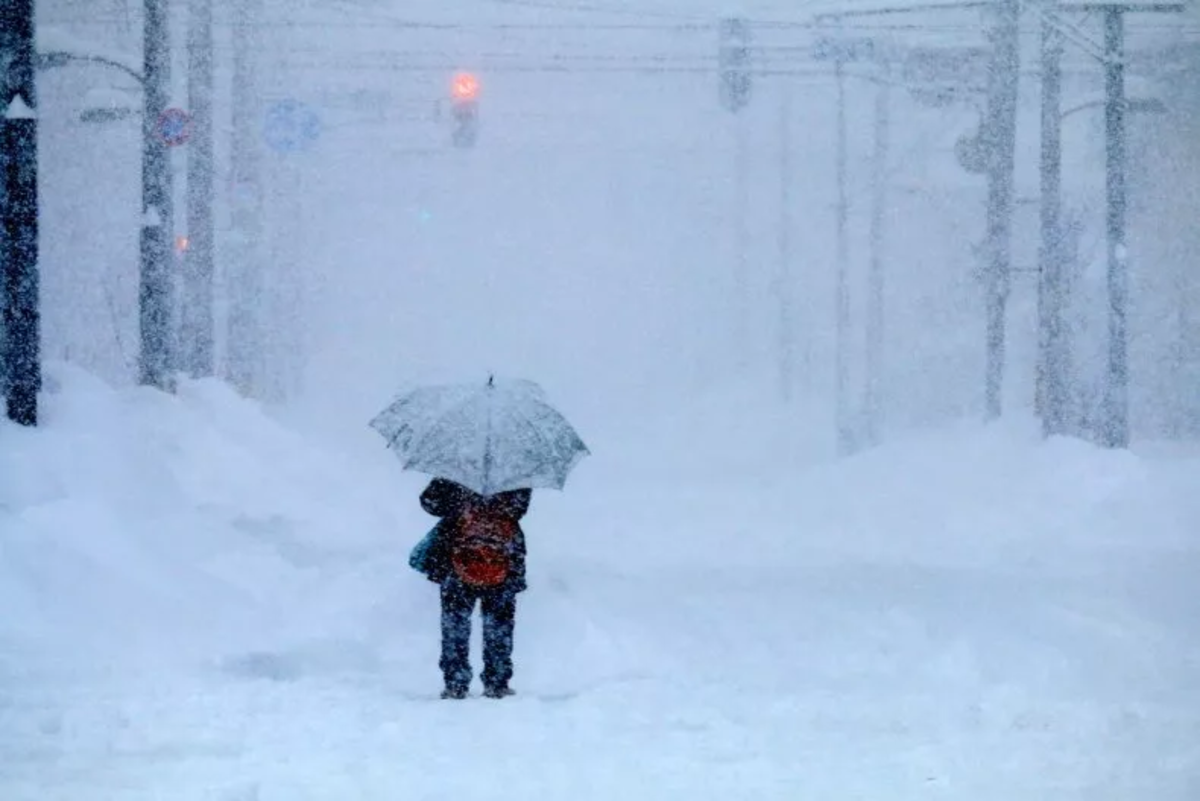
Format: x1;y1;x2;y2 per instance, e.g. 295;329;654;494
39;3;176;392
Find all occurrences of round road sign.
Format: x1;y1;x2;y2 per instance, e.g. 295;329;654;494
263;99;321;154
157;108;192;146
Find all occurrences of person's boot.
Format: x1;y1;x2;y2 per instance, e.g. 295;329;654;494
483;685;515;699
441;686;469;700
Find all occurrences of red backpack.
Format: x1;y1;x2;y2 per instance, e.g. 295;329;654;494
450;504;518;589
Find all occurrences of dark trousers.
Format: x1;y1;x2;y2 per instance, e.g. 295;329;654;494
439;578;516;691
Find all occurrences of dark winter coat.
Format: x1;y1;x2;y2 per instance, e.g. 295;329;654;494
419;478;531;593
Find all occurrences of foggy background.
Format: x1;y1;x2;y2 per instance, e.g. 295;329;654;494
31;0;1200;455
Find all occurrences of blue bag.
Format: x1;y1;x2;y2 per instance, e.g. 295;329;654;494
409;527;439;575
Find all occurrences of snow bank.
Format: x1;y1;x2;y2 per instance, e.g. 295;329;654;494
0;363;412;668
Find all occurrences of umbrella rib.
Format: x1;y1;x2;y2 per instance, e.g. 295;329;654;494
513;403;562;477
369;407;414;452
385;419;409;451
402;395;473;467
503;401;583;490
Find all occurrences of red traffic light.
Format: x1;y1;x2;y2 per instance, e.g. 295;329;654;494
451;72;479;101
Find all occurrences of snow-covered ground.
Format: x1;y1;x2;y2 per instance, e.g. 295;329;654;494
2;363;1197;800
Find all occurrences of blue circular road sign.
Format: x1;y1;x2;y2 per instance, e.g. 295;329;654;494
263;99;321;154
157;107;192;146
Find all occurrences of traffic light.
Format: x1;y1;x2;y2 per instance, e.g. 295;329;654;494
450;71;479;148
718;17;751;113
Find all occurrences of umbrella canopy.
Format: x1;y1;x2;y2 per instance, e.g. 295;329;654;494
369;377;589;496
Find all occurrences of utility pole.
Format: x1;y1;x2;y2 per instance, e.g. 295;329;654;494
719;16;752;372
266;156;306;404
183;0;215;377
776;88;795;403
1100;7;1129;448
811;31;875;448
865;70;891;448
733;111;749;371
140;0;174;390
718;17;752;114
982;0;1020;420
226;0;265;397
1038;3;1068;437
835;57;852;453
1;0;39;426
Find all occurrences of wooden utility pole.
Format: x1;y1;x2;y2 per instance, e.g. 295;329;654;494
183;0;215;377
834;57;853;452
226;0;265;396
865;69;891;448
139;0;174;389
982;0;1021;421
1099;7;1130;447
776;87;795;403
733;112;750;370
1038;2;1068;436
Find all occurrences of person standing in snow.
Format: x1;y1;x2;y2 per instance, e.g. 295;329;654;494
415;477;531;699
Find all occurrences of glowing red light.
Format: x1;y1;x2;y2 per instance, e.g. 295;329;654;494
451;72;479;101
175;235;190;253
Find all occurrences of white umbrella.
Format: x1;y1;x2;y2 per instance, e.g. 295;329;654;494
369;377;589;496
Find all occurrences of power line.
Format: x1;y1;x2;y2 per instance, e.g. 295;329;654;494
471;0;708;22
812;1;993;22
270;47;721;62
271;58;1112;79
43;15;1200;35
44;16;710;31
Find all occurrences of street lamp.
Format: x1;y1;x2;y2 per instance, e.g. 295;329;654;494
36;51;142;85
36;21;176;392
